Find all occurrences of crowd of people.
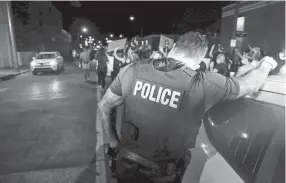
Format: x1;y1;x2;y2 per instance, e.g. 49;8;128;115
73;34;285;90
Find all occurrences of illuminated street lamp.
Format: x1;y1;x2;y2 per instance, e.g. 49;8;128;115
82;27;88;33
98;41;101;44
119;34;123;38
105;37;108;41
129;15;135;21
110;34;114;38
80;35;82;38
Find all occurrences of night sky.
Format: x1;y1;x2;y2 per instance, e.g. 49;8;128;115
53;1;231;38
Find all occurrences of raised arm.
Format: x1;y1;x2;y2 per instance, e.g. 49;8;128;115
208;44;215;58
113;48;125;63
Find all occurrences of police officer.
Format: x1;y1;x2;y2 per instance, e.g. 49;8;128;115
98;31;278;183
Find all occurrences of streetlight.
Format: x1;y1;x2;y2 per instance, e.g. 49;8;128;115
119;34;123;38
129;15;135;21
105;37;108;41
110;34;114;38
98;41;101;44
82;27;88;33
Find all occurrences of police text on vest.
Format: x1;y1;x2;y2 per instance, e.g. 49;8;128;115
133;80;181;109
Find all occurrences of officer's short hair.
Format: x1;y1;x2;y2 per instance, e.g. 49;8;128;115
173;31;209;58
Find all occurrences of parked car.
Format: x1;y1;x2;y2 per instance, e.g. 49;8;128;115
30;52;64;75
183;75;285;183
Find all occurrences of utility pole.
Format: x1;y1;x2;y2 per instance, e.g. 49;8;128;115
6;1;19;72
231;2;240;71
140;28;143;37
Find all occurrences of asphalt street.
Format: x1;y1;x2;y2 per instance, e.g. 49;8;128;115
0;64;107;183
0;64;199;183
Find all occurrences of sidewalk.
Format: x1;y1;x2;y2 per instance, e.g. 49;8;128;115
0;67;30;81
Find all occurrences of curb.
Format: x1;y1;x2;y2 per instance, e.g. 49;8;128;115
0;70;30;82
95;86;108;183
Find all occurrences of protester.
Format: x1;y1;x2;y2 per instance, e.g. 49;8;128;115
79;46;91;82
96;48;108;91
209;50;230;76
113;44;140;69
150;50;164;60
270;42;285;75
248;46;264;66
72;50;77;63
235;46;264;77
111;49;123;81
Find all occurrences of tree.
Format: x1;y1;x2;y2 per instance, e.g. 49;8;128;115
69;17;102;47
174;7;220;35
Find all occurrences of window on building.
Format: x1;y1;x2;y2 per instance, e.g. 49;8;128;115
39;11;43;26
236;16;245;32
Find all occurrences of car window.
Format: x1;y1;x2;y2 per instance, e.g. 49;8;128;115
203;98;285;183
36;54;57;59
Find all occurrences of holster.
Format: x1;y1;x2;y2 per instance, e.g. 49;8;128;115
107;146;191;183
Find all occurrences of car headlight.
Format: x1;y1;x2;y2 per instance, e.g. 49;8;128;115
30;61;36;67
50;60;57;66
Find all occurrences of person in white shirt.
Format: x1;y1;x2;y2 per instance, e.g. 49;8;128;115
80;46;91;82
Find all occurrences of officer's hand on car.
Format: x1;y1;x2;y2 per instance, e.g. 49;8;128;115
260;56;278;71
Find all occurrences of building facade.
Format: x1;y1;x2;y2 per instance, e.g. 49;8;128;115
0;2;13;68
220;1;285;57
12;2;71;62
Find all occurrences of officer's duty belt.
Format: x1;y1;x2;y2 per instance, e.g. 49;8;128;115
118;147;177;182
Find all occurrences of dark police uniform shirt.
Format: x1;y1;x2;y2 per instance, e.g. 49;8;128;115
110;59;240;113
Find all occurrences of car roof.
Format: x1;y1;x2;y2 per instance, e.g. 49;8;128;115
262;75;286;94
38;52;59;54
248;75;286;106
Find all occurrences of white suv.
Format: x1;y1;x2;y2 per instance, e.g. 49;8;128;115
30;52;64;75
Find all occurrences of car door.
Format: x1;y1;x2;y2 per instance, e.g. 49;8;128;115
199;98;285;183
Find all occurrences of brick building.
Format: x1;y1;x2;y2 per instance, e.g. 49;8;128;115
220;1;285;57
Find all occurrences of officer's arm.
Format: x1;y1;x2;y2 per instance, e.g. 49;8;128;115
98;89;123;144
204;56;276;111
234;57;276;98
97;64;133;145
235;63;257;77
